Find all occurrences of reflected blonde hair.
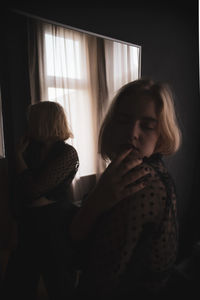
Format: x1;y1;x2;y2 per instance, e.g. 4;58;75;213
27;101;73;142
99;78;182;160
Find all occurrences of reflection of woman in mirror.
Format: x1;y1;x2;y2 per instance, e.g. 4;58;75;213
2;101;79;299
69;78;182;299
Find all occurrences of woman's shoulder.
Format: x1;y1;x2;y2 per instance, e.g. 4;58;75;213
137;159;167;200
142;154;176;198
136;168;167;206
63;142;79;160
142;153;170;183
46;142;79;170
54;141;78;157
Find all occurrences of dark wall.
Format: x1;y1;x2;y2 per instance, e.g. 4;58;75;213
1;1;199;260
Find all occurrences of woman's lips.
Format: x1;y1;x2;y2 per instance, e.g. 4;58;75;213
119;143;139;153
112;144;142;160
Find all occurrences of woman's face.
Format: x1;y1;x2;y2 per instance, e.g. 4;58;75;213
109;94;160;159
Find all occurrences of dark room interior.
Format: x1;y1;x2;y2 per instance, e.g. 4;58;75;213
0;1;199;298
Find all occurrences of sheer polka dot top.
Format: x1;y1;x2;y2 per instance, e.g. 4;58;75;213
79;153;178;296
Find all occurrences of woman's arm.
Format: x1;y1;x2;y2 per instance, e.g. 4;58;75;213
68;190;101;241
69;148;151;241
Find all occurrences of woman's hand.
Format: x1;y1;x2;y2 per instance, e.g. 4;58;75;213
69;149;151;241
15;135;29;174
16;135;29;156
90;148;150;214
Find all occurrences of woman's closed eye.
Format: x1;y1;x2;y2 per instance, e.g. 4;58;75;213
140;121;157;130
116;115;158;130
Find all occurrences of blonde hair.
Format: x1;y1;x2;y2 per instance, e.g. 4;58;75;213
27;101;73;142
99;78;182;160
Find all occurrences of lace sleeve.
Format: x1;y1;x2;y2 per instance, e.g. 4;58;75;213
17;144;79;201
80;163;168;295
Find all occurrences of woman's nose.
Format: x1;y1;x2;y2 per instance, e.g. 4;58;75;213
130;122;140;140
127;122;140;143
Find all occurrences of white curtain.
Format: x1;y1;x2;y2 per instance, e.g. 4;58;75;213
27;19;140;203
104;39;140;101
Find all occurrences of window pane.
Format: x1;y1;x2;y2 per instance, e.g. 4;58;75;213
45;34;81;79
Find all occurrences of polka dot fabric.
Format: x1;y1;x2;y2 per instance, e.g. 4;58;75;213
16;141;79;204
79;153;178;297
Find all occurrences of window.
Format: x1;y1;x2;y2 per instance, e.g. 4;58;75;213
45;34;82;79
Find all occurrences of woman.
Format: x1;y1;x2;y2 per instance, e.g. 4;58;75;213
69;78;181;299
2;101;79;300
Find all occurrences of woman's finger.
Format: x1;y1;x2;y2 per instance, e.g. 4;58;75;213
104;148;133;175
111;148;133;168
117;156;143;177
121;182;146;199
121;167;150;187
17;135;29;153
110;148;143;173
